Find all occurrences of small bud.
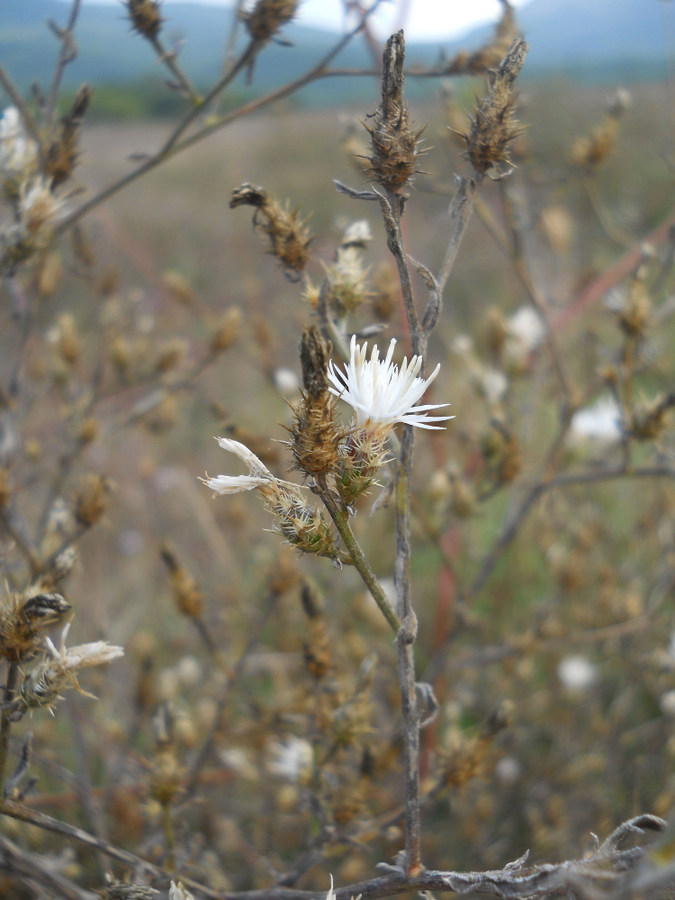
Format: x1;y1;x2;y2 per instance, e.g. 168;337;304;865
629;394;674;442
210;306;242;352
76;416;100;446
75;473;112;528
160;542;204;620
161;270;195;306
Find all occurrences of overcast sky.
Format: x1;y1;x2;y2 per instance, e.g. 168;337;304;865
78;0;532;42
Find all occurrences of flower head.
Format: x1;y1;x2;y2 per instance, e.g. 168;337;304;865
202;437;337;557
327;336;452;434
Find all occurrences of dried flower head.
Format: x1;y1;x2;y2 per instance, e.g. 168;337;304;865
290;326;343;478
363;31;426;191
75;473;112;528
242;0;299;42
15;623;123;717
570;88;631;170
160;541;204;620
327;336;452;436
127;0;163;39
0;590;71;663
461;37;527;178
45;85;92;188
230;184;312;276
203;438;337;557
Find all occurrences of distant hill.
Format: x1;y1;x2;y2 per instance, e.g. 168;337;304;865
0;0;671;113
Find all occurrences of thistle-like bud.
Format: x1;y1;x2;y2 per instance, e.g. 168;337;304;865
481;419;521;485
45;85;92;188
570;88;631;170
290;326;342;478
75;473;112;528
242;0;299;43
335;430;389;507
616;279;651;338
363;31;425;192
160;541;204;620
127;0;162;40
230;184;311;276
150;721;182;807
209;306;242;352
629;393;674;442
462;37;527;178
300;580;330;680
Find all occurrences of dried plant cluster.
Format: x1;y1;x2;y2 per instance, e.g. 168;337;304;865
0;2;674;900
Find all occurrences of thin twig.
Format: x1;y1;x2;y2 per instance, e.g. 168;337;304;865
46;0;82;123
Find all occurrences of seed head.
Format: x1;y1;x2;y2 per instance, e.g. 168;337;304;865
242;0;299;43
290;326;343;477
45;85;92;188
127;0;162;39
75;473;112;528
363;31;426;192
461;37;527;178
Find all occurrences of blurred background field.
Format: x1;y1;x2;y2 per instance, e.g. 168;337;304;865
1;1;675;895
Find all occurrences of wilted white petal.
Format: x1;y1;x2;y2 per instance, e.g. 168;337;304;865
327;336;452;432
203;473;270;495
62;641;125;669
215;437;271;478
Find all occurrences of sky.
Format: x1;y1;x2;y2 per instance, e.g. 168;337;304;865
77;0;532;42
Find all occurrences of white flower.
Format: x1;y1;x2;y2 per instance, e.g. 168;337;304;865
570;396;622;444
0;106;38;178
169;882;194;900
327;336;452;432
508;307;545;351
267;735;314;783
326;874;336;900
202;437;273;495
558;655;597;692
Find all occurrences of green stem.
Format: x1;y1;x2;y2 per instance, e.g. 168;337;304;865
318;483;400;634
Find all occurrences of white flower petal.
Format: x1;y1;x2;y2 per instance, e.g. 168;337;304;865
327;336;452;431
204;473;270;495
215;437;271;477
